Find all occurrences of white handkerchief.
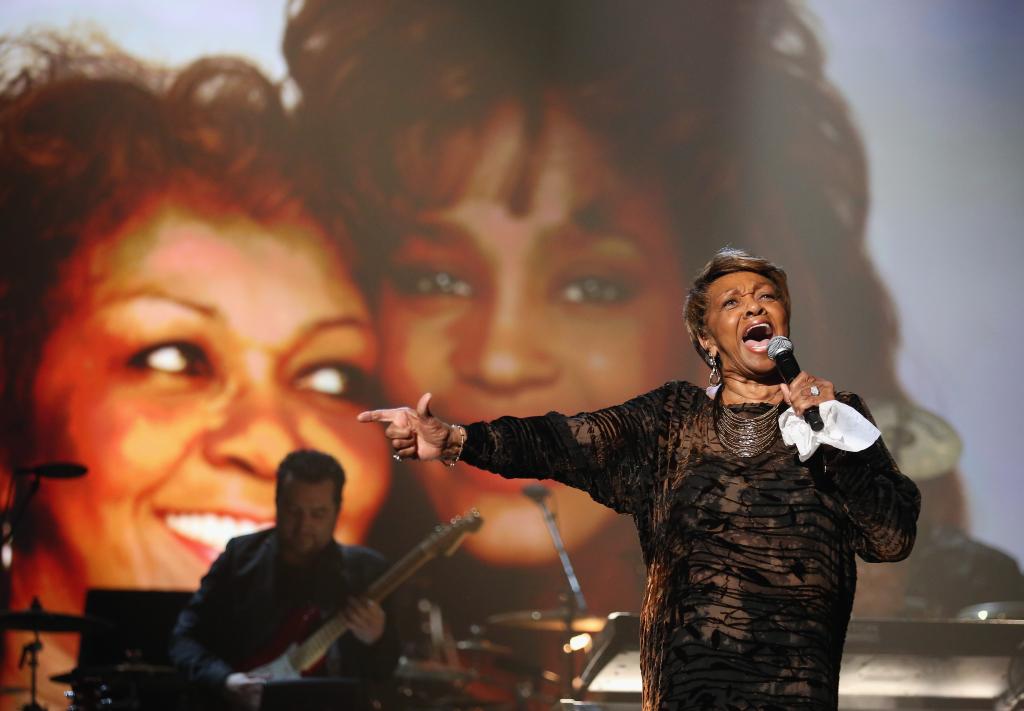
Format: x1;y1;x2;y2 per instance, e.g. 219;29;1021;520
779;400;880;462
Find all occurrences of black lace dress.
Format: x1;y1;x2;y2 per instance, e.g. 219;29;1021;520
462;381;920;711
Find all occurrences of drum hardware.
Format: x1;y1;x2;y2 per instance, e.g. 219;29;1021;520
51;661;188;711
455;639;514;656
395;657;489;710
0;600;111;635
0;596;111;711
50;662;179;684
456;628;560;710
395;657;479;685
870;400;961;480
485;608;606;634
0;461;89;709
400;605;561;710
521;484;595;698
958;601;1024;621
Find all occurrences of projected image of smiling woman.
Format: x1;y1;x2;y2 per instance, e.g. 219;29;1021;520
0;40;390;633
284;1;910;580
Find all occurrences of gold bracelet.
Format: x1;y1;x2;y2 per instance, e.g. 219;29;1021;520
442;424;466;468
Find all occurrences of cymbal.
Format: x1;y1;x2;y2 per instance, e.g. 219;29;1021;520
455;639;513;656
486;608;606;633
956;601;1024;621
0;605;111;634
870;400;962;480
51;663;179;684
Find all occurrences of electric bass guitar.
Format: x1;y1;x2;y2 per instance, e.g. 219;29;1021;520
241;509;483;680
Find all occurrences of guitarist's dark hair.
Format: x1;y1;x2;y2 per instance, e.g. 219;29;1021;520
276;449;346;505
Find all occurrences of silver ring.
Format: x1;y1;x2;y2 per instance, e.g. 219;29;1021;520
392;453;402;462
809;385;821;397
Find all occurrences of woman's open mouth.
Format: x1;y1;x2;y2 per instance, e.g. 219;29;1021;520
742;321;774;353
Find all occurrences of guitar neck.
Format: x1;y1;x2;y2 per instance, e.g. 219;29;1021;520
290;533;458;671
366;536;440;600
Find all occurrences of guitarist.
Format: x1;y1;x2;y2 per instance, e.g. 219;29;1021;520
169;449;400;710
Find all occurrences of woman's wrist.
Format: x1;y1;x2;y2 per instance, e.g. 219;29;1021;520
440;423;466;467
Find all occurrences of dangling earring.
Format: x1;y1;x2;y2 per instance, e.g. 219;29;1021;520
707;353;721;386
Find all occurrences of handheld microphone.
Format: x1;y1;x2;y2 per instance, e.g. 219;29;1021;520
522;484;551;502
767;336;824;432
13;462;88;479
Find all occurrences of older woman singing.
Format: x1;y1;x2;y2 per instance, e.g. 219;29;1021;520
359;248;920;710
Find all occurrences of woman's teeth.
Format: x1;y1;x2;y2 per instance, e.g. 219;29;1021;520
743;323;773;351
163;512;271;551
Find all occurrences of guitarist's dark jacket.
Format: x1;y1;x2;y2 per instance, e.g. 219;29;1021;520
169;528;401;695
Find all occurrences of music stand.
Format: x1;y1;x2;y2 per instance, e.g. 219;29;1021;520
78;588;192;666
259;678;375;711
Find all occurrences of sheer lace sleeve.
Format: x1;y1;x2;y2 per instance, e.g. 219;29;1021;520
824;392;921;562
461;384;680;515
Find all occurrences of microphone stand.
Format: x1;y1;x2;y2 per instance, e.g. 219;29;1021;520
1;473;42;548
524;486;588;699
535;500;587;616
17;599;46;711
2;463;87;548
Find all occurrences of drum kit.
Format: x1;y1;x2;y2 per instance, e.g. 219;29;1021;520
395;604;605;710
1;462;184;710
0;596;181;711
394;485;609;710
0;471;604;710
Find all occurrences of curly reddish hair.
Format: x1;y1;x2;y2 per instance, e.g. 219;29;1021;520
0;33;340;466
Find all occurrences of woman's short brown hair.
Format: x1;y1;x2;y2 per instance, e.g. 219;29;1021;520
684;247;790;363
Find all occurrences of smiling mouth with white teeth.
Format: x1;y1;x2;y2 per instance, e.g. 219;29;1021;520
163;511;273;553
742;322;774;352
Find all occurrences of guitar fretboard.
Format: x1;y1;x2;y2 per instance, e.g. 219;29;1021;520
289;517;478;671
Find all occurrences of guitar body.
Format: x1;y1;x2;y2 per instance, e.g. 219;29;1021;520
239;606;327;679
239;511;483;681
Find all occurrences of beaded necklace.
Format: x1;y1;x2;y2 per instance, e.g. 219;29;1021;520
713;391;782;458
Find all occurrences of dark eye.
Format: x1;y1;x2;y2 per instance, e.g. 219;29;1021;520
391;268;473;298
128;342;211;376
722;298;738;309
294;363;371;402
759;291;777;301
559;276;633;305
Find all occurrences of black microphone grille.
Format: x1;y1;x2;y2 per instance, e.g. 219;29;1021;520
522;484;551;502
13;462;88;478
767;336;793;361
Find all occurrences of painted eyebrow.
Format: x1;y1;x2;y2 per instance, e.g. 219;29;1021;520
557;199;645;247
103;288;218;317
413;197;641;250
572;199;611;233
716;288;770;304
104;290;370;338
404;217;473;246
300;315;371;333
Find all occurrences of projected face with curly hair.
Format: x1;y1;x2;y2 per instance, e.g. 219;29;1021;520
24;199;387;598
375;102;689;563
0;51;392;617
